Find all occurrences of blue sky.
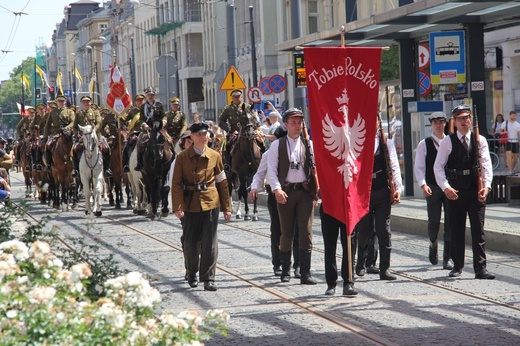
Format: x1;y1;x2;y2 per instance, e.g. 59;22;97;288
0;0;86;81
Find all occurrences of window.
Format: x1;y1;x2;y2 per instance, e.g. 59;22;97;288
308;1;318;34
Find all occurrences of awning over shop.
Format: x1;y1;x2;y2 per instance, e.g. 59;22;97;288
145;21;184;36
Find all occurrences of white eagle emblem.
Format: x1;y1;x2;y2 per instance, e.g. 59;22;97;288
322;89;366;189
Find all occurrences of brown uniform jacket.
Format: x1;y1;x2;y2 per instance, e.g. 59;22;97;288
101;112;119;138
171;145;231;213
124;107;141;133
73;107;102;136
165;110;187;140
16;117;32;139
29;113;45;137
43;107;75;138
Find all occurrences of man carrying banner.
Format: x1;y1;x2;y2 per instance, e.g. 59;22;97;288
266;108;318;285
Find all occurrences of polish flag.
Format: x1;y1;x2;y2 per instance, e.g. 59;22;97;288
304;47;382;235
106;65;132;116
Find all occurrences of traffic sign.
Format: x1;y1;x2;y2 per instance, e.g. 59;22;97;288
429;31;466;84
418;44;430;70
247;87;262;103
471;81;485;91
259;77;271;94
419;71;432;97
220;66;246;90
156;55;177;78
268;74;287;93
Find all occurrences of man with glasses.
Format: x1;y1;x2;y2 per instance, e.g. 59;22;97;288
42;95;75;171
414;112;453;270
434;104;494;280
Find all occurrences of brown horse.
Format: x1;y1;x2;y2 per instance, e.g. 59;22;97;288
141;121;174;220
229;122;262;221
51;127;74;211
106;126;126;209
17;140;34;198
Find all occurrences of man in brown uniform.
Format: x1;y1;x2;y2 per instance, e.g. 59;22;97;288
122;94;145;173
171;121;232;291
165;97;187;143
42;95;75;170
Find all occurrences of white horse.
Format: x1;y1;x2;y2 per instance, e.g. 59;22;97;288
78;124;103;217
128;145;148;215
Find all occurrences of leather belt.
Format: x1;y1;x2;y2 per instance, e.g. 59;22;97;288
372;169;383;179
457;169;472;176
285;182;305;191
184;182;216;191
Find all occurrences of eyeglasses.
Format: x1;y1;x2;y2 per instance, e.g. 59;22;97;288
455;115;470;121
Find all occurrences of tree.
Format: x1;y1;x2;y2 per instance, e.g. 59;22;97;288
380;45;399;81
0;57;36;113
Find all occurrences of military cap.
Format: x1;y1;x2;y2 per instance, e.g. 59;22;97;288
189;122;209;133
37;103;46;109
48;100;57;106
80;95;92;102
169;97;180;104
181;130;191;139
282;108;304;123
56;94;66;101
144;86;156;95
27;108;36;113
231;89;243;97
134;93;145;100
429;112;447;122
452;104;472;117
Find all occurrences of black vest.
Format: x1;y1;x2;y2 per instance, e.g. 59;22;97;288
277;136;310;186
425;137;439;187
446;133;477;190
372;136;388;191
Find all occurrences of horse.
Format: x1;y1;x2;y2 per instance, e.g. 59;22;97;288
229;122;262;221
50;127;74;211
78;124;103;216
18;139;34;198
141;120;174;220
128;145;147;215
105;125;127;209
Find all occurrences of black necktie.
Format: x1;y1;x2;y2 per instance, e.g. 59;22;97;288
462;136;469;151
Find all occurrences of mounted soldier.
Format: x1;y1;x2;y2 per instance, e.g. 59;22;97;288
100;108;121;177
122;93;146;173
165;97;187;144
28;104;46;171
134;86;167;171
15;107;36;172
42;94;75;171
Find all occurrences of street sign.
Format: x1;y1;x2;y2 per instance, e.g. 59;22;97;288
268;74;287;93
156;55;178;78
403;89;414;98
259;77;271;94
418;44;430;69
471;81;485;91
220;66;246;90
429;31;466;84
247;86;262;103
419;71;432;97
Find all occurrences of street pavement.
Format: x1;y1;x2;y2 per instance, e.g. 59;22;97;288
4;171;520;345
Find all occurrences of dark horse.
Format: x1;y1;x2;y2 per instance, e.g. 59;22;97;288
228;122;262;221
142;120;174;220
51;127;74;211
106;125;127;209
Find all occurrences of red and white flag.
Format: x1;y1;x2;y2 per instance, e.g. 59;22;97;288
304;47;382;235
106;65;132;116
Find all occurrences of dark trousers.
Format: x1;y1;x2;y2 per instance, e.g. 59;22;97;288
320;205;356;286
277;189;314;253
426;185;451;261
356;187;392;272
267;192;300;268
183;208;219;282
446;188;487;272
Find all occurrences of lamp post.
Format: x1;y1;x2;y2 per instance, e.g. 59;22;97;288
249;6;258;88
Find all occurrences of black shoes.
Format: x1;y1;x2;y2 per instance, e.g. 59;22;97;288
366;265;380;274
449;268;462;277
355;266;365;277
429;242;439;265
188;274;198;288
343;283;358;296
294;266;301;278
273;266;282;276
443;259;454;270
204;281;218;291
123;165;130;173
300;274;317;285
324;285;336;296
379;270;397;280
475;269;495;280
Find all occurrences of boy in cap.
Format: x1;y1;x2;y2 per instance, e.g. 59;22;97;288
434;104;494;279
414;111;453;270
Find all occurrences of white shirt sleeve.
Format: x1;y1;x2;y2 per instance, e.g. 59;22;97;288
387;139;403;192
434;135;452;191
266;139;282;191
479;134;493;189
251;150;270;190
414;139;427;188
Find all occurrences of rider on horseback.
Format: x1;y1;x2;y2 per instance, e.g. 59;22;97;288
15;107;36;172
71;95;104;178
122;93;146;173
100;108;121;178
29;104;47;171
165;97;187;144
134;87;166;171
42;95;75;172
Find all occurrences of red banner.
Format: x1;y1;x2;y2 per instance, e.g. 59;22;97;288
304;47;381;235
106;65;132;116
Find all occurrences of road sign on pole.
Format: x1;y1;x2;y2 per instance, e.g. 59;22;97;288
220;66;246;90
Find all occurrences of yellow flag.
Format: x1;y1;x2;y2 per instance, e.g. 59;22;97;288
35;65;50;88
21;74;31;92
74;65;83;89
57;71;64;95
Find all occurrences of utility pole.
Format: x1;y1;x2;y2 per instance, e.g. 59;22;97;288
249;6;258;88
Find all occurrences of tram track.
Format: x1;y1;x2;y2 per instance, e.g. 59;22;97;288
8;193;520;345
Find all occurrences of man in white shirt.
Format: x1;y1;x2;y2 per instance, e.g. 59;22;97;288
413;112;453;270
434;104;494;280
499;110;520;174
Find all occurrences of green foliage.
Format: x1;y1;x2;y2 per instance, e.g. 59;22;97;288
381;45;400;81
0;57;37;113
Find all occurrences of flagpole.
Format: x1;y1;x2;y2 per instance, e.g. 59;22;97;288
21;72;25;117
34;60;37;108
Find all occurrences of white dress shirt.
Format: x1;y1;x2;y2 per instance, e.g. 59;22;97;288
250;149;270;190
375;136;403;193
433;131;493;191
414;134;444;188
267;136;310;191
